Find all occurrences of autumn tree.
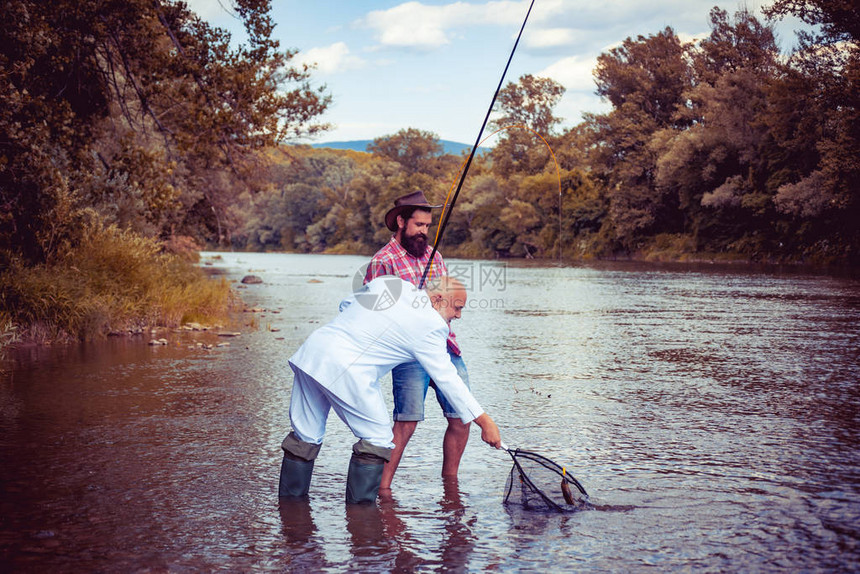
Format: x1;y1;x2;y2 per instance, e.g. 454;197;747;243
653;8;782;253
586;27;692;248
488;74;565;177
764;0;860;261
368;128;444;174
444;173;509;257
303;160;432;254
232;149;339;251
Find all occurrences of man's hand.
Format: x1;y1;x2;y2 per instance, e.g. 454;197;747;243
473;413;502;449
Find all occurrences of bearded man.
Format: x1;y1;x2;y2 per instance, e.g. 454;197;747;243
363;190;472;490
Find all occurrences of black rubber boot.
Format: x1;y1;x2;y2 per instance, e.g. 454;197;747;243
345;456;385;504
278;432;322;498
279;456;315;498
345;439;391;504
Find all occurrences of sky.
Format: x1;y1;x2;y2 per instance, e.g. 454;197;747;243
184;0;806;146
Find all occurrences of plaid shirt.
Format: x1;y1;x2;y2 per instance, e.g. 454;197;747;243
364;236;461;355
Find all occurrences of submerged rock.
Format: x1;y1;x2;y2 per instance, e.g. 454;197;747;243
241;275;263;284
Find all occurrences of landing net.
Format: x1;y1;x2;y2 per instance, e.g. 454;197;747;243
502;446;589;512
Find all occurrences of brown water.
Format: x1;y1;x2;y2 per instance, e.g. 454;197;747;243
1;252;859;572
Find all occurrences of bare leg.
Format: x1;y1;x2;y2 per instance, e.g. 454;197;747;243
441;418;470;477
379;420;417;489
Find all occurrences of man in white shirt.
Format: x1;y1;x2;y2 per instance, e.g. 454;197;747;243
279;276;502;504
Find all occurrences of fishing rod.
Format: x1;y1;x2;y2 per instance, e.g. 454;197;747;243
418;0;536;289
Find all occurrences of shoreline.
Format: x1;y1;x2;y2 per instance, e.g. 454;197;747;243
5;249;857;351
202;247;860;276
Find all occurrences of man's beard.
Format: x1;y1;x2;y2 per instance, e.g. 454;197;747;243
401;231;428;258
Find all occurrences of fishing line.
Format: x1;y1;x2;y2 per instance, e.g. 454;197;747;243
410;0;590;510
418;0;536;289
432;123;564;259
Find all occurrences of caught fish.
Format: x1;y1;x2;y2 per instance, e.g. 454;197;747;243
561;467;576;505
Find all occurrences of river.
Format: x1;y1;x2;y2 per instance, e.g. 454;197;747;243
1;252;858;572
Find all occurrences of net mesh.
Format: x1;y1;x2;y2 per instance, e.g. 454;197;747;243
503;448;589;512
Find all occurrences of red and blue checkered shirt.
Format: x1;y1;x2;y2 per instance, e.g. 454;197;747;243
364;236;461;355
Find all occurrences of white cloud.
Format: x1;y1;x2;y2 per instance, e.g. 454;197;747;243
354;0;711;52
555;90;611;125
295;42;365;75
525;0;780;52
524;27;577;49
538;54;599;92
357;1;530;50
531;0;706;28
677;31;710;45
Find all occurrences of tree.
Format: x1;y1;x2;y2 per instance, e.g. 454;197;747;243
594;28;692;128
653;8;783;253
585;27;692;248
488;75;565;178
0;0;331;263
368;128;443;174
491;74;565;135
764;0;860;46
764;0;860;261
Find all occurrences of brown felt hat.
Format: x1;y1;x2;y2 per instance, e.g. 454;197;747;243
384;190;441;231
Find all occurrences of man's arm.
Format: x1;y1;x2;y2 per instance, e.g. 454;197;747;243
410;327;492;421
412;329;501;448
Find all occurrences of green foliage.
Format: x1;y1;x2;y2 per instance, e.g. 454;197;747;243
230;136;462;254
0;0;333;338
641;234;699;261
0;0;331;264
218;2;860;266
0;224;232;342
4;0;856;285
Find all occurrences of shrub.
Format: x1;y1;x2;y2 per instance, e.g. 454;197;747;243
0;224;233;342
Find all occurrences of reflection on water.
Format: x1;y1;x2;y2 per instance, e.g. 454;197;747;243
1;252;859;571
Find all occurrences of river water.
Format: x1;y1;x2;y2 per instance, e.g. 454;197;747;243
1;252;858;572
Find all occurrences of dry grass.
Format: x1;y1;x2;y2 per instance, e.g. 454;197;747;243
0;225;234;345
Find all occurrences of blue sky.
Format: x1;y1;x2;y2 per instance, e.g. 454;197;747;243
185;1;805;145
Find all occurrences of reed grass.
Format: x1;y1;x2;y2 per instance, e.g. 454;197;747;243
0;225;234;345
0;312;19;350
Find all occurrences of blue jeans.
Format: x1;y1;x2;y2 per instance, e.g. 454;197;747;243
391;352;469;421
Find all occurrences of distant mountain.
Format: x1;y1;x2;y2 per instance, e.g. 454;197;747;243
310;140;374;152
310;139;489;156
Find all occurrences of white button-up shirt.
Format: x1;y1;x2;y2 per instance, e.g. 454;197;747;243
289;276;484;424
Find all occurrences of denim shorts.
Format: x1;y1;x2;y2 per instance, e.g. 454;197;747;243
391;352;469;421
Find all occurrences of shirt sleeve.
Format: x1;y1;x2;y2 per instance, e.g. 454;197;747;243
411;327;483;423
339;290;358;312
364;255;393;285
